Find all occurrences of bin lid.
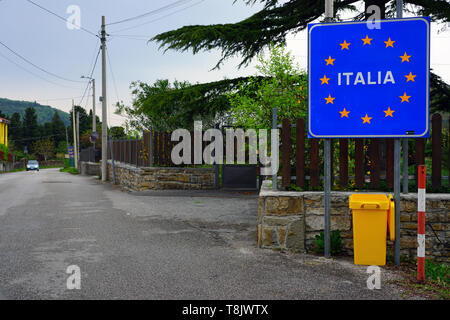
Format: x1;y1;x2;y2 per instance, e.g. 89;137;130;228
349;194;390;210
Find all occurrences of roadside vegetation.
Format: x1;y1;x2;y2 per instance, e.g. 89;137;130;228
386;258;449;300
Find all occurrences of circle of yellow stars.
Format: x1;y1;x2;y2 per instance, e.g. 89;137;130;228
321;35;416;125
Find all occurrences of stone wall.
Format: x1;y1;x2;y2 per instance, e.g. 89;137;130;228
106;160;216;191
258;180;449;263
80;161;100;176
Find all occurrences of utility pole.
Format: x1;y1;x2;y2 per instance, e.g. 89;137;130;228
101;16;108;181
92;78;96;134
81;76;97;159
65;126;68;150
77;111;80;165
72;100;78;169
92;78;96;162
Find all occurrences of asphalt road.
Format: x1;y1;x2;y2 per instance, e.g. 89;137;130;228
0;169;407;300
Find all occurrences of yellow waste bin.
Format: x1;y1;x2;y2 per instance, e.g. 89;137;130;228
349;194;394;266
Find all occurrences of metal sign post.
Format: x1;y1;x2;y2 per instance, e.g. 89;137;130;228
394;0;403;266
324;139;331;258
323;0;334;259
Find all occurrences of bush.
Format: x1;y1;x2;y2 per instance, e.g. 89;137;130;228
425;260;449;284
0;144;9;161
313;230;343;255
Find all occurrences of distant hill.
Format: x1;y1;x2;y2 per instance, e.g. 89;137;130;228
0;98;70;126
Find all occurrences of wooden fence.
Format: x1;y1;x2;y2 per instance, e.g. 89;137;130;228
108;131;179;167
107;113;449;191
280;113;450;191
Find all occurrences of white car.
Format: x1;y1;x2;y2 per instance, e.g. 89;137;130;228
26;160;40;171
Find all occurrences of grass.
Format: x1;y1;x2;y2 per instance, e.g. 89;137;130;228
386;258;449;300
60;167;79;175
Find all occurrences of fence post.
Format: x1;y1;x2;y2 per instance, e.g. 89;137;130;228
309;139;319;188
135;140;138;167
149;129;154;167
128;140;131;165
386;139;394;189
214;123;220;189
272;108;277;190
296;118;305;188
164;132;169;166
281;118;291;188
403;138;409;193
431;113;442;190
355;139;364;188
339;138;348;188
370;139;380;188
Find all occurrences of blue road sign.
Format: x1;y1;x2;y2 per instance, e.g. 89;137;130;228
68;146;74;158
308;17;430;138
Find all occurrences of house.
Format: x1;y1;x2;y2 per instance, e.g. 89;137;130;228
0;117;9;146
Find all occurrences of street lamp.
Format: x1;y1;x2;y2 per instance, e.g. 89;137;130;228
81;75;97;161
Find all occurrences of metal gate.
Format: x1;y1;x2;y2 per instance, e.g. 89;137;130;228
219;125;259;190
221;164;258;190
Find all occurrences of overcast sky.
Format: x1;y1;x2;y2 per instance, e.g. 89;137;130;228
0;0;449;127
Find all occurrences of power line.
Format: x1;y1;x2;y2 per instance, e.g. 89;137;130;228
78;45;101;107
24;0;99;38
0;40;85;84
0;50;78;89
106;0;194;26
105;46;122;128
110;0;206;35
106;47;121;104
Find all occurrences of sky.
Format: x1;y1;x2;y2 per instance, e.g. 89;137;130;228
0;0;449;128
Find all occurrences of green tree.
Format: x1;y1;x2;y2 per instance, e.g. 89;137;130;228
152;0;450;112
23;107;40;152
109;126;127;140
0;109;8;119
68;106;91;143
228;44;307;129
32;138;55;161
51;111;66;145
8;112;22;149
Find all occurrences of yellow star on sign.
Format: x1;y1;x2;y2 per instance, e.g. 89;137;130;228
339;108;350;118
405;72;417;82
361;114;372;124
324;94;335;104
325;56;335;65
339;40;351;50
400;52;411;62
399;92;411;103
362;35;373;45
383;107;395;117
384;37;395;48
320;75;330;85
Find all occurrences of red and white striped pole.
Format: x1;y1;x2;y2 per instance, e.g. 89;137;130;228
417;165;426;282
